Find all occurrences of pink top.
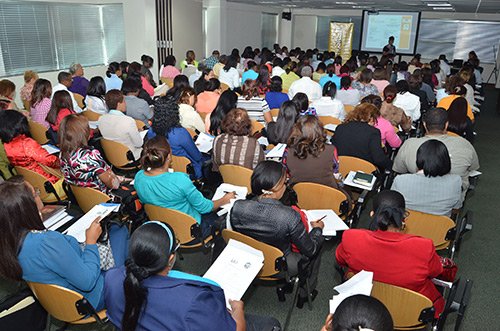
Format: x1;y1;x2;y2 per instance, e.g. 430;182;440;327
196;91;220;114
375;116;402;148
371;80;389;95
141;76;154;96
160;65;181;79
31;97;51;128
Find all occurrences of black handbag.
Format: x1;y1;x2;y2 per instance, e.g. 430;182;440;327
0;288;47;331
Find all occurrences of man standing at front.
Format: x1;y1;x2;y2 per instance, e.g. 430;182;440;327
383;36;397;56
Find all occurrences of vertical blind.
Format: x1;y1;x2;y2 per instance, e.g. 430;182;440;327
0;1;125;77
262;13;278;49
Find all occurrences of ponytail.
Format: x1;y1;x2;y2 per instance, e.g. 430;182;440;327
370;205;405;231
122;260;149;331
106;62;120;78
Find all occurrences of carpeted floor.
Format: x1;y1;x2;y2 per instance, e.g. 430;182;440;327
1;86;498;331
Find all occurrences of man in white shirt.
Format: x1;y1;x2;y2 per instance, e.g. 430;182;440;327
271;58;285;78
393;80;421;122
98;90;143;161
439;55;451;77
287;66;322;102
52;72;83;113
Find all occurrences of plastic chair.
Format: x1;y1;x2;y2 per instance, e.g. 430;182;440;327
100;138;138;170
220;82;230;92
344;104;355;113
338;155;377;180
171;155;191;174
135;119;146;131
318;116;342;126
293;182;350;218
160;77;174;88
270;108;280;117
22;99;31;111
251;120;264;135
27;282;107;328
15;166;66;203
28;120;49;145
219;164;253;193
73;93;85;109
81;110;101;122
70;185;110;213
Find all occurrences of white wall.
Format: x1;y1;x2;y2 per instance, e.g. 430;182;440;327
172;0;203;66
292;15;317;50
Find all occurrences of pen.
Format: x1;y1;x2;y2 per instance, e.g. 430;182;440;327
223;191;237;194
317;215;327;222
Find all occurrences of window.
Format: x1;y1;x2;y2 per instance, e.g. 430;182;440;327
0;1;125;77
261;13;278;49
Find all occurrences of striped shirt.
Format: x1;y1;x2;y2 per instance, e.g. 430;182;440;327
236;96;270;123
212;134;265;172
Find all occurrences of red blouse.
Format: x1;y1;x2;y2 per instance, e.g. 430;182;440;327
50;108;75;132
4;135;60;183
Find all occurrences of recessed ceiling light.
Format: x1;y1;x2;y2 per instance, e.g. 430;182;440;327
432;7;454;10
427;3;452;6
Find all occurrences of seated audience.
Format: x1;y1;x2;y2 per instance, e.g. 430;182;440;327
218;55;241;91
393;80;421;122
126;70;154;106
392;139;461;216
393;107;479;198
119;61;130;79
196;78;221;114
381;85;412;132
178;87;205;133
20;70;38;105
141;55;157;88
408;74;430;111
236;80;272;123
105;62;123;92
267;101;299;146
122;78;153;128
68;63;89;97
52;72;83;112
207;90;238;135
160;55;181;80
46;90;75;134
59;114;125;194
351;69;379;98
231;161;324;308
0;79;19;111
241;61;259;85
265;76;289;110
212;108;264;171
336;76;361;106
288;66;322;102
204;50;220;70
180;50;199;70
212;55;227;78
415;68;436;104
292;93;314;116
165;75;190;102
336;190;445;317
284;116;341;188
134;136;233;237
311;82;346;120
129;62;154;97
321;295;393;331
256;65;271;94
333;103;392;171
85;76;108;115
30;78;53;128
0;111;64;196
437;85;474;122
147;97;205;179
280;61;300;92
313;62;326;82
447;97;474;142
193;66;215;94
98;90;143;161
361;95;402;149
371;68;390;95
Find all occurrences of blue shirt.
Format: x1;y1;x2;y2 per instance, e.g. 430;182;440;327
319;74;341;88
134;170;213;223
241;69;258;84
18;231;104;310
105;266;236;331
147;126;204;178
265;91;289;110
105;74;123;92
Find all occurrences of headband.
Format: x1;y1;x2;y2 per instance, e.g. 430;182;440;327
144;221;174;252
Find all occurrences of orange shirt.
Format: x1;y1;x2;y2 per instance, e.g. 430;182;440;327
437;95;474;121
196;91;220;114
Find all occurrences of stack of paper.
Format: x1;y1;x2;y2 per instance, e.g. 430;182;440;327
265;143;286;159
42;205;73;231
195;132;215;153
324;123;338;132
139;130;148;140
41;144;60;155
88;121;98;129
257;136;269;147
64;203;120;242
343;171;376;191
204;239;264;309
212;183;248;216
329;270;374;313
303;209;349;236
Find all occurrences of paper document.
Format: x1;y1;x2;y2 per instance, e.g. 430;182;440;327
212;183;248;216
195;132;215;153
324;124;338;132
204;239;264;309
139;130;148;140
304;209;348;236
265;143;286;159
469;170;482;177
41;144;60;155
343;171;376;191
330;270;374;313
257;136;269;146
64;203;120;242
42;206;73;230
88;121;98;129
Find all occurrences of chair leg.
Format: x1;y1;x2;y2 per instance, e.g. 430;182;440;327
283;278;300;331
55;322;68;331
305;278;313;311
177;250;184;260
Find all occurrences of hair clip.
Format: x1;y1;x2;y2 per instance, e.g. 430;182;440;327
262;189;273;195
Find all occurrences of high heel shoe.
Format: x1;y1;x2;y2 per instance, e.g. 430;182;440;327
296;289;318;309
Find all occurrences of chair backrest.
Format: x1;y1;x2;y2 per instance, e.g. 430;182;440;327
171;155;191;174
344;104;355;113
22;99;31;111
81;110;101;122
371;281;434;330
404;210;455;249
27;282;90;323
318;116;342;126
15;166;56;202
100;138;133;168
219;164;253;193
220;82;230;92
135;119;146;131
447;131;459;137
294;182;348;215
251;120;264;135
186;128;197;139
222;229;284;278
144;204;199;245
270;108;280;117
28;120;49;145
70;185;110;213
160;77;174;88
73;93;85;109
338;155;377;179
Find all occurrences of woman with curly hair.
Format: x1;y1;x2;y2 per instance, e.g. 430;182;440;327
146;96;206;179
284;115;341;189
333;103;392;171
211;108;264;172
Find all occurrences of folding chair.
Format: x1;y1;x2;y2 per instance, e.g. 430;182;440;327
318;116;342;126
222;229;312;331
28;120;49;145
15;166;66;203
344;104;355;114
27;282;107;330
293;182;350;220
160;77;174;88
81;110;101;122
251;120;264;135
270;108;280;117
220;82;230;92
434;278;473;331
70;185;111;213
171;155;191;174
22;99;31;111
135;119;146;131
100;138;138;171
219;164;253;193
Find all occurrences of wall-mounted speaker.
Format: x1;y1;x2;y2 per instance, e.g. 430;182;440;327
282;12;291;21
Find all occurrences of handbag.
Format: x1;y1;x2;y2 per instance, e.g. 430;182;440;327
438;257;458;282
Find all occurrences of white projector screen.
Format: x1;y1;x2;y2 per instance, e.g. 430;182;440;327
360;10;421;55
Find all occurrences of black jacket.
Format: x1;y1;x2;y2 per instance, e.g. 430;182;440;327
230;198;323;257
